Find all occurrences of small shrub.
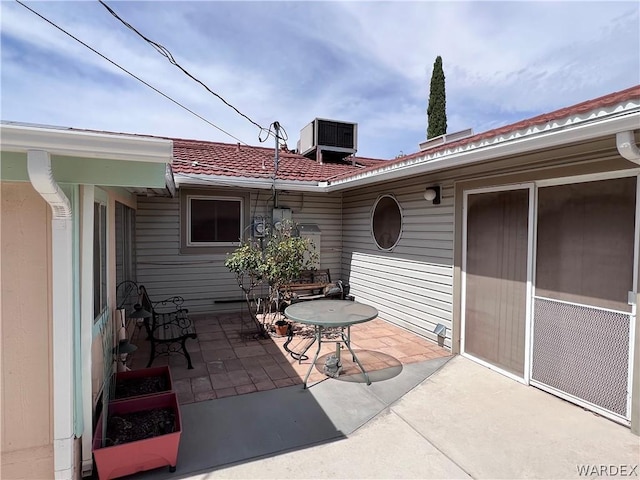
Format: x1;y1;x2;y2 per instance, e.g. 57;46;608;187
225;220;318;325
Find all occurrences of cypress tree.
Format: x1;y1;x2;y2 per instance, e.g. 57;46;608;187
427;56;447;139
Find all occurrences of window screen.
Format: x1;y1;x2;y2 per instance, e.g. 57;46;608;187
189;197;242;244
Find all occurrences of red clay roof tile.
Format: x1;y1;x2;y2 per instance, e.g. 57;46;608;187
172;85;639;184
171;139;386;181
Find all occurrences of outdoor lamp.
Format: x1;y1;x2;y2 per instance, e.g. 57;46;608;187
433;323;446;337
129;303;152;326
113;338;137;372
113;338;138;356
424;186;441;204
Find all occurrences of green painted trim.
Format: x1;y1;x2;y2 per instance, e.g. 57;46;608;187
1;151;167;187
52;156;166;187
0;152;29;181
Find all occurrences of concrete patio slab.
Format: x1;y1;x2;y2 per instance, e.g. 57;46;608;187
391;356;640;479
186;410;472;480
126;355;639;480
132;356;452;480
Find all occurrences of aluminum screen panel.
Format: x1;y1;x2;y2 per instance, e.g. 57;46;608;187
532;297;630;418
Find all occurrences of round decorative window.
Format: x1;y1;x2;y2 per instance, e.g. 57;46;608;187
372;195;402;250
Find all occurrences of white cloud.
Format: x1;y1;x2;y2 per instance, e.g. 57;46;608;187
1;1;638;159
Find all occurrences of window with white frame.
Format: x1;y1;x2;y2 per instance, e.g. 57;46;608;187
186;195;243;246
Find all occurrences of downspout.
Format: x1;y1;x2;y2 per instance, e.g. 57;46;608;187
617;130;640;165
27;150;75;480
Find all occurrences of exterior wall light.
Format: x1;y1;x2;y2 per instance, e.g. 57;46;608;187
424;186;441;204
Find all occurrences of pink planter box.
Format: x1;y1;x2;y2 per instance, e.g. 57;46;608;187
112;366;173;402
92;392;182;479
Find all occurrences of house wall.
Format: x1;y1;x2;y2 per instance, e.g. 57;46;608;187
342;136;638;349
342;177;455;347
135;188;343;313
454;142;640;428
451;141;636;355
1;182;54;479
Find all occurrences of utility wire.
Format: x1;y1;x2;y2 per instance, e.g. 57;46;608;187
15;0;251;146
99;0;274;142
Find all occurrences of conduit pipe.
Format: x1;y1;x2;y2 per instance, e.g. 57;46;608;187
617;130;640;165
27;150;75;480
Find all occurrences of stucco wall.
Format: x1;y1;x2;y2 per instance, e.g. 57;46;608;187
1;182;53;478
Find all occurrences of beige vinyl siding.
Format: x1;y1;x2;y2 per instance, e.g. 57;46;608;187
274;191;343;276
135;189;342;314
342;177;455;347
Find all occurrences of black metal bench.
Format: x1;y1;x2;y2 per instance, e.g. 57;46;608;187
139;285;198;369
281;269;347;304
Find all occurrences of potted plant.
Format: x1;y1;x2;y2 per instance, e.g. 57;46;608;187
225;220;318;333
274;319;290;336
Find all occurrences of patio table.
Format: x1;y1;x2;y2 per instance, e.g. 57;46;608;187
284;299;378;388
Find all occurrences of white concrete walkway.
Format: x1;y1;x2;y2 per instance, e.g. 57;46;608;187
192;356;639;479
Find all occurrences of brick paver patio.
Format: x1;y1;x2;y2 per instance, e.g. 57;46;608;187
127;311;450;405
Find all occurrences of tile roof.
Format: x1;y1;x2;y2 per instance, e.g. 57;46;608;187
171;139;387;182
172;84;639;185
8;85;637;186
325;84;640;182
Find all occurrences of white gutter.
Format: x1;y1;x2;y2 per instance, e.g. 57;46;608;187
327;109;640;191
617;130;640;165
27;150;75;480
2;123;172;163
174;173;325;192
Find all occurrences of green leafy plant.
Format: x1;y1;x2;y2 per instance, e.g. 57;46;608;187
225;220;318;330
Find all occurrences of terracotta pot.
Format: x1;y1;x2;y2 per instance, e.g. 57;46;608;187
274;323;289;336
92;392;182;479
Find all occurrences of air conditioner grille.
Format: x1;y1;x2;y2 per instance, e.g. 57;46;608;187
317;120;355;149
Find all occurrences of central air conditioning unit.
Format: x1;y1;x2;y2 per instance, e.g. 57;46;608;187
297;118;358;159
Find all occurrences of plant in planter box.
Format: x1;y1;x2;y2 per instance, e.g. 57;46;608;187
112;366;173;402
93;392;182;479
225;220;318;333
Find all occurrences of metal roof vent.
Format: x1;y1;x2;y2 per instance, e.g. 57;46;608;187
419;128;474;151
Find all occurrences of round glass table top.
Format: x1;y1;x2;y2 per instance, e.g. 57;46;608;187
284;299;378;327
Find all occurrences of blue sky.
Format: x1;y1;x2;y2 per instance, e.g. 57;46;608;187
1;1;639;159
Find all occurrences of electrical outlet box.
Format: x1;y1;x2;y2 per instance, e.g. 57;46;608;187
252;216;266;237
272;208;292;228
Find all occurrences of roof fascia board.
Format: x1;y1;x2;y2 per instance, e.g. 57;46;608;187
0;124;173;163
174;174;327;192
327;110;640;192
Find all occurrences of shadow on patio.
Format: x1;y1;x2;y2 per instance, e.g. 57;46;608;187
122;311;451;479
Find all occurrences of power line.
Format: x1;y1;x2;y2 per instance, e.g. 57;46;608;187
14;0;251;146
99;0;275;142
